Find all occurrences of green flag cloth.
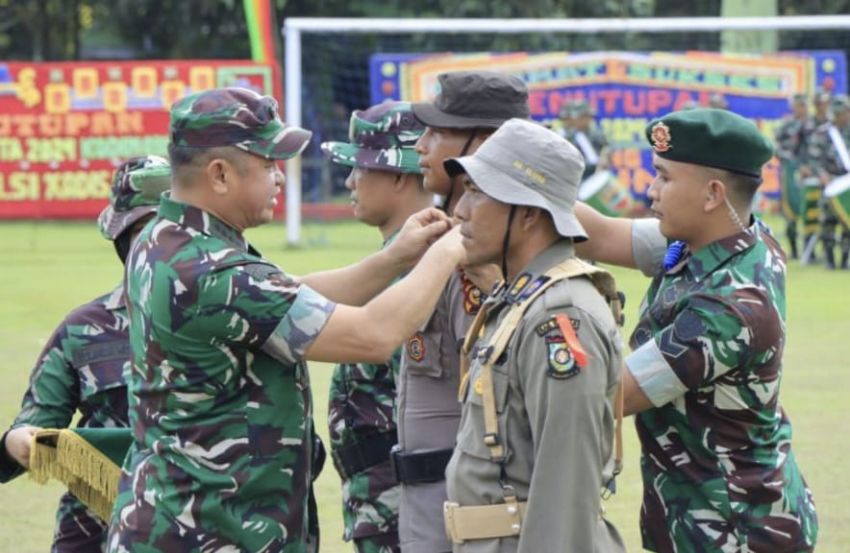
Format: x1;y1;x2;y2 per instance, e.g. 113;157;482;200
28;427;132;522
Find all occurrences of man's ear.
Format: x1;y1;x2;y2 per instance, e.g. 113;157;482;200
705;178;727;212
393;172;407;192
206;158;231;195
519;205;545;230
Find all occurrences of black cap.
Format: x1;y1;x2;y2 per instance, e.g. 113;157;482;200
412;71;530;130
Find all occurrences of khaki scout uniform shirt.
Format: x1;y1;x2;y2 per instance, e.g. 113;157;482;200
397;269;481;553
445;241;625;553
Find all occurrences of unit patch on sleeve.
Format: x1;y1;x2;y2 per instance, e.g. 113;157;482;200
546;335;579;380
538;314;587;379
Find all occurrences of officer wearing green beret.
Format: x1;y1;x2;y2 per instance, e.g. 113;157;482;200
574;108;818;552
321;101;433;553
440;118;625;552
0;155;170;552
106;87;466;552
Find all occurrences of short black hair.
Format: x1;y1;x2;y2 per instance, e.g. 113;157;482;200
718;169;761;209
168;144;248;183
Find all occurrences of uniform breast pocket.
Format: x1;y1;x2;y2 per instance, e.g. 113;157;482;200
403;328;445;378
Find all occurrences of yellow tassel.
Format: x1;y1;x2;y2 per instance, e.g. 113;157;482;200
27;429;121;522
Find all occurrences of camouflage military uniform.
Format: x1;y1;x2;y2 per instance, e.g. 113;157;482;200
626;221;818;552
562;100;609;179
327;276;401;549
0;287;130;552
322;101;430;553
774;113;815;259
107;193;335;552
806;115;850;268
0;155;170;553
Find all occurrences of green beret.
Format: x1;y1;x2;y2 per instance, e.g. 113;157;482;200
645;108;774;178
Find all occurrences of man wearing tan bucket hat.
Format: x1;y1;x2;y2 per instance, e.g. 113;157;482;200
441;118;626;552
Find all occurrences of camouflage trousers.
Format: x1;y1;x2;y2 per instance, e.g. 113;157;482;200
819;200;850;267
52;492;108;553
353;531;400;553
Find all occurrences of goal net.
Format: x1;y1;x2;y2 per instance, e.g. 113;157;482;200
281;16;850;244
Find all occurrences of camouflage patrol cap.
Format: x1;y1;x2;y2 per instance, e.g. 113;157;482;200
571;99;596;117
169;87;312;160
98;155;171;240
646;108;774;178
321;101;424;174
814;90;831;105
832;95;850;113
790;93;808;105
444;118;588;241
558;99;575;119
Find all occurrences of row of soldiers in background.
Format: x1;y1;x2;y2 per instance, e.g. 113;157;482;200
554;94;730;179
775;91;850;269
555;99;611;178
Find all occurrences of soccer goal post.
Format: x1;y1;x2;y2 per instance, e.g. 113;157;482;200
281;15;850;245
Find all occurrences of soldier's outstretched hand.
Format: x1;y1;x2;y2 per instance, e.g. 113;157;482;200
386;207;454;269
4;425;39;468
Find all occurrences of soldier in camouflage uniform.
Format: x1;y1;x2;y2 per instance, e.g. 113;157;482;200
560;99;610;179
106;87;465;553
611;109;818;552
321;101;432;552
0;155;171;552
805;95;850;269
390;71;528;553
774;94;815;259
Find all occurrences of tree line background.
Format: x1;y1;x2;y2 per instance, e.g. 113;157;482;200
0;0;848;62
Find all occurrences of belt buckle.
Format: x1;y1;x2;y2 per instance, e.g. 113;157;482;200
443;501;463;544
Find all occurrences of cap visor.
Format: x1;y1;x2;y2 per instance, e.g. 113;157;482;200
99;205;158;240
321;142;357;168
251;126;313;160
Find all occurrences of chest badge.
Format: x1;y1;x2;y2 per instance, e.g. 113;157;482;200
460;270;482;315
406;332;426;362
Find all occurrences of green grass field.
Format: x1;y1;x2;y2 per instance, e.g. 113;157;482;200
0;217;847;552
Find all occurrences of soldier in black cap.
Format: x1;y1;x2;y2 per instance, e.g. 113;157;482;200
383;71;530;553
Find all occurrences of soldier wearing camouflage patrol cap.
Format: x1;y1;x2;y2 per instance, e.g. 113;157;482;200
440;119;626;552
380;71;529;553
321;101;433;553
775;93;816;259
0;155;170;552
574;108;819;552
803;94;850;269
567;99;611;178
106;87;467;553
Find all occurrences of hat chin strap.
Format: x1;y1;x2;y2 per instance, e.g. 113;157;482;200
441;131;478;214
500;205;518;281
